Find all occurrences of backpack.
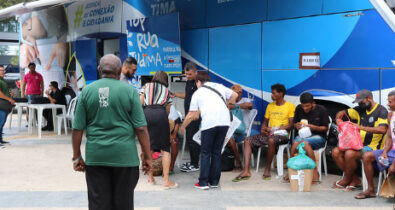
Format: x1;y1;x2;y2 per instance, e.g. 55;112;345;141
221;146;235;171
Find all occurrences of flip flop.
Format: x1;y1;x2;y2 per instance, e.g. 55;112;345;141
344;185;362;192
232;175;250;182
331;180;346;189
169;170;175;175
355;192;376;199
281;175;290;183
262;175;271;180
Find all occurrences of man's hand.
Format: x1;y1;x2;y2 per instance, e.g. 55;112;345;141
8;98;15;105
227;103;235;110
260;126;270;136
45;90;50;96
142;155;152;175
295;122;302;130
73;159;85;172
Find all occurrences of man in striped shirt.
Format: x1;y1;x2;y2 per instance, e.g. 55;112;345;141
332;90;388;192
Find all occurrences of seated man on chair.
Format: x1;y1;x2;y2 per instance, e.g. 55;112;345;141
355;90;395;199
285;92;329;183
227;84;253;172
42;81;66;131
332;89;388;192
233;83;295;181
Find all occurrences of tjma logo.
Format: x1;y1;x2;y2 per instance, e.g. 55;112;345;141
74;5;83;29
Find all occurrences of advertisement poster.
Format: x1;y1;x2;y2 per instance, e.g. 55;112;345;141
125;13;182;75
19;6;73;95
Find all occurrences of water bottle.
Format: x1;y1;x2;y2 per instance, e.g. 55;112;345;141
379;156;389;167
28;95;31;104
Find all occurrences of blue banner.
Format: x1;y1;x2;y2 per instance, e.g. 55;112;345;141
125;13;182;75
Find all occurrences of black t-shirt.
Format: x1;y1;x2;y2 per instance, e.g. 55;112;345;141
50;90;66;106
184;80;198;113
294;104;330;137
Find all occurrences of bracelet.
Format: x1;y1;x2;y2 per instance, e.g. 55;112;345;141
72;156;83;163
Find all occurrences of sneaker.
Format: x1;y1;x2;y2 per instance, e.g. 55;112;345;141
194;183;209;190
209;184;219;188
182;162;191;167
0;141;9;144
180;164;199;172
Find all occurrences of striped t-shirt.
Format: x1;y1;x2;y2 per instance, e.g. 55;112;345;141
141;82;174;106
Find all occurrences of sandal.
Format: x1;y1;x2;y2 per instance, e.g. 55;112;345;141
163;182;178;190
312;180;321;185
262;174;271;180
281;175;290;183
355;192;376;199
232;175;250;182
344;185;362;192
331;180;346;189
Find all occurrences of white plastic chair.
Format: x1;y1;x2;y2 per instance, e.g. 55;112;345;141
241;109;258;167
56;97;77;135
255;138;291;176
314;141;327;181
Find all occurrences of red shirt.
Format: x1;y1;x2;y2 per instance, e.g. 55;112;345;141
23;72;43;95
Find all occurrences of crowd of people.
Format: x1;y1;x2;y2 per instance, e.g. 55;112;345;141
0;52;381;209
67;54;395;209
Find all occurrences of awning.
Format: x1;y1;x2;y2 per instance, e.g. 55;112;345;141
0;0;77;20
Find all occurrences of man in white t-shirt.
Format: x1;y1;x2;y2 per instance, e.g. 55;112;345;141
181;71;237;190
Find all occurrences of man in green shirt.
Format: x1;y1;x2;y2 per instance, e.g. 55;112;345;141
72;54;152;210
0;65;14;146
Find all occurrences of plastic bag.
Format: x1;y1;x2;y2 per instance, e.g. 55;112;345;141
338;121;363;151
286;143;317;170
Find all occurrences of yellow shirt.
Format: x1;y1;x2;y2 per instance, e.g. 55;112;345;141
265;101;296;128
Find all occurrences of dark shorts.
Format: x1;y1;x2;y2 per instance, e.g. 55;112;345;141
144;105;170;153
373;149;395;172
246;134;289;148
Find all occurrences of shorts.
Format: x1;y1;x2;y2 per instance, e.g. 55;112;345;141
294;135;326;150
246;134;289;149
233;133;246;143
373;149;395;172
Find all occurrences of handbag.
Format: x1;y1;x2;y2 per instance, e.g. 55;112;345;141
202;85;233;121
337;114;363;151
379;176;395;198
0;98;14;114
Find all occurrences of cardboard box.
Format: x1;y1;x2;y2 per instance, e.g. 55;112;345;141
288;168;313;192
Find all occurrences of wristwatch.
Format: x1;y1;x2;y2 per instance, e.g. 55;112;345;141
72;156;83;163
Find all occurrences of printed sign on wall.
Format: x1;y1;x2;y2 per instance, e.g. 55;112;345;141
125;13;182;75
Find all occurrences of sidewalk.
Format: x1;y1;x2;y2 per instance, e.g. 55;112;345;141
0;116;394;210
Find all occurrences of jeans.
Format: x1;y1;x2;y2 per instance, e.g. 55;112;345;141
186;120;201;167
294;135;326;150
199;126;229;186
0;110;7;142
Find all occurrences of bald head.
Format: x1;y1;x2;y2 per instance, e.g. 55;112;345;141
98;54;122;77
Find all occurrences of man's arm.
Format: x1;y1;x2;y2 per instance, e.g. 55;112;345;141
260;118;270;136
21;82;26;98
238;102;253;110
280;117;294;132
357;125;387;135
226;92;238;105
40;81;44;96
0;90;14;105
381;113;393;159
135;126;152;174
335;110;347;124
180;111;199;134
173;92;185;99
72;129;85;172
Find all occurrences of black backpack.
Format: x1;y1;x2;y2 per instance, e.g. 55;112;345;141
221;145;235;171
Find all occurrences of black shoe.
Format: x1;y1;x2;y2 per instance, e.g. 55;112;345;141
0;141;9;144
42;126;53;131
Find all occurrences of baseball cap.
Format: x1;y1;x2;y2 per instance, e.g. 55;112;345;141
353;89;373;103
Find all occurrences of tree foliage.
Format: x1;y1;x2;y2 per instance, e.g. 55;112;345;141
0;0;35;9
